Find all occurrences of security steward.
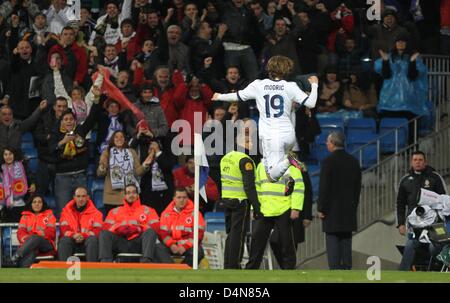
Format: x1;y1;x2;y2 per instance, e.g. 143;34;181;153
220;119;262;269
245;162;304;269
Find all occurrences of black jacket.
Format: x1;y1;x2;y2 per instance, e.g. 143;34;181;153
33;108;60;163
318;149;361;233
396;166;447;226
49;103;100;174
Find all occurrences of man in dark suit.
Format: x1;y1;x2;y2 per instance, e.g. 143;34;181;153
317;131;361;270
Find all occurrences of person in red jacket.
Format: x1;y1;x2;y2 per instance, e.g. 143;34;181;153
98;184;172;263
58;187;103;262
48;26;88;86
173;76;214;145
173;155;219;213
133;65;185;128
6;195;56;268
158;188;205;267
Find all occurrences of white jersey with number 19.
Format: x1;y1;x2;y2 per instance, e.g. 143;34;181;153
236;79;317;138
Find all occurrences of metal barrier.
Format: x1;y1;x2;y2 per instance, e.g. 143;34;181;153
422;55;450;131
298;124;450;266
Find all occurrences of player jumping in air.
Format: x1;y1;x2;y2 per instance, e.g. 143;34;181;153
212;56;319;195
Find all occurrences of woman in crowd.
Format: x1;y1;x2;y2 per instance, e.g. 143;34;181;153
97;130;153;214
0;147;35;222
317;66;342;113
342;72;378;118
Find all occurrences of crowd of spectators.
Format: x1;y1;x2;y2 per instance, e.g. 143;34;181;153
0;0;448;223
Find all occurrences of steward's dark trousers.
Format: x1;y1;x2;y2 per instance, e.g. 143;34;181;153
325;232;352;270
156;243;205;267
246;210;296;269
17;235;53;268
98;229;160;262
58;236;99;262
223;198;250;269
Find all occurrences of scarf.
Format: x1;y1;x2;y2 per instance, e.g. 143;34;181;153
72;99;88;124
119;31;136;43
60;126;77;159
53;70;71;102
151;161;168;191
0;161;28;208
109;147;139;191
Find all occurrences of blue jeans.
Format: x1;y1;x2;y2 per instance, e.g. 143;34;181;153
399;233;440;271
54;171;87;218
224;47;259;81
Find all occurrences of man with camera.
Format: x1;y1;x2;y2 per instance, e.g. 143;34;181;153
397;151;448;271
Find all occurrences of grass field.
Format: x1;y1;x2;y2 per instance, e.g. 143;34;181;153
0;269;449;283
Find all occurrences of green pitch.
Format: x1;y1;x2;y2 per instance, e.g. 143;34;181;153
0;269;449;283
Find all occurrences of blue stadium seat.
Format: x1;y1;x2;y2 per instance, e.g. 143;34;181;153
347;133;379;169
87;163;96;177
312;134;331;163
310;173;319;202
91;178;104;209
317;117;345;137
23;147;38;173
1;226;18;258
204;212;225;232
346;118;377;138
44;195;56;209
379;118;408;153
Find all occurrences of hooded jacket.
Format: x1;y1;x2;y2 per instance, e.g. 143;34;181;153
17;209;56;249
59;199;103;239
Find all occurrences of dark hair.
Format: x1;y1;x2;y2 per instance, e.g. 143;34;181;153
71;86;86;98
120;18;134;29
55;96;69;104
106;99;121;110
174;188;188;195
124;183;138;192
60;109;77;121
1;147;24;163
412;150;426;159
185;154;195;162
24;195;49;213
61;26;75;34
108;130;129;150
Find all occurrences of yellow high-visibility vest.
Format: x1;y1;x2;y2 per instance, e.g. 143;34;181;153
255;162;305;217
220;151;255;200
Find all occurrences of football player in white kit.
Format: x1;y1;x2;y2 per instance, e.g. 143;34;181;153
212;56;318;194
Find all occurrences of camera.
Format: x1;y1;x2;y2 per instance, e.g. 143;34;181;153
68;131;75;136
415;206;425;217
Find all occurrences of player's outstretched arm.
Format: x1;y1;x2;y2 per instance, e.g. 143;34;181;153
295;76;319;108
211;92;239;102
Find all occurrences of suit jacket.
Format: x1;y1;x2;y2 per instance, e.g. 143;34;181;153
318;149;361;233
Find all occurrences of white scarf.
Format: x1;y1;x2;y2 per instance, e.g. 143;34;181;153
53;70;72;102
151;161;168;191
109;147;140;191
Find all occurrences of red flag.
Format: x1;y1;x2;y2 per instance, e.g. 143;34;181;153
92;66;150;130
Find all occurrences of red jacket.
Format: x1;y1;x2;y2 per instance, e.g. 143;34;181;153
172;167;219;203
115;35;141;63
17;209;56;250
159;199;205;250
103;198;159;240
133;67;185;127
49;43;88;84
442;0;450;28
173;82;214;144
59;199;103;239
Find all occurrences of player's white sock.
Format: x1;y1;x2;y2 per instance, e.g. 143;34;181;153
268;158;290;182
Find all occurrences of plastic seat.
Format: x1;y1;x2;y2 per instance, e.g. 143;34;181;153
346;118;377;138
379;118;408;153
204;212;225;233
317;117;345;137
347;133;379;169
91;179;104;209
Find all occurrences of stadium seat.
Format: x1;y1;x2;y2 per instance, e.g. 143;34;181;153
44;196;56;209
379;118;408;153
347;133;379;169
346;118;377;138
204;212;226;233
317;117;345;137
23;147;38;173
21;132;34;150
87;163;96;177
91;178;105;209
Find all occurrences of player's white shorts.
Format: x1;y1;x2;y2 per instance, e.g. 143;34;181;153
260;130;296;177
